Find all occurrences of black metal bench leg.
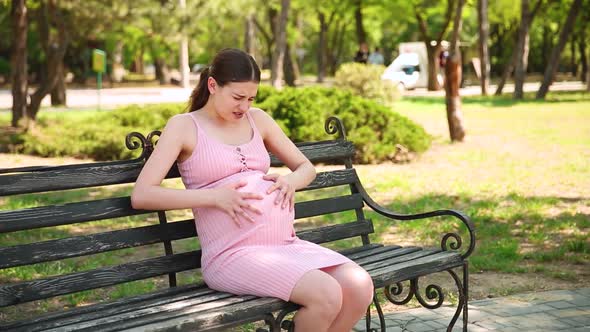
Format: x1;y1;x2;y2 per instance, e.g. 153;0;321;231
446;263;468;332
463;261;469;332
366;289;386;332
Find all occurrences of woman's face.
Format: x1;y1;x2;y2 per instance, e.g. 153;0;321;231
209;78;258;121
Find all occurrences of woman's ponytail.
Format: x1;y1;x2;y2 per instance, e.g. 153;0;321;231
188;67;210;112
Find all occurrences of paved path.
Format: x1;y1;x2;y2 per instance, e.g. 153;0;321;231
0;81;587;111
354;288;590;331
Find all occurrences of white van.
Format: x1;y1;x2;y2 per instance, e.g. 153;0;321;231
382;41;444;90
381;52;423;90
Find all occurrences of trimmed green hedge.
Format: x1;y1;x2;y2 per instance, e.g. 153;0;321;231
255;86;430;163
17;86;430;163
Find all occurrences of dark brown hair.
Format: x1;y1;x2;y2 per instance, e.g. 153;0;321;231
188;48;261;112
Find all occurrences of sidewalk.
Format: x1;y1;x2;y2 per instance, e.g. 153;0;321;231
0;81;587;111
354;288;590;331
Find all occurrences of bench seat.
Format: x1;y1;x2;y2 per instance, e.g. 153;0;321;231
1;245;463;332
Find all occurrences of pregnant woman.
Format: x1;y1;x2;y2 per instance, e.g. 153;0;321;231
131;48;373;332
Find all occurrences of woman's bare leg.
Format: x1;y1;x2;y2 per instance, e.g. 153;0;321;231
323;263;374;332
289;270;343;332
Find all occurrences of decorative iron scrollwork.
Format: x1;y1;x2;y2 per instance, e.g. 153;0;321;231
382;264;468;331
384;279;444;310
414;280;444;309
384;281;413;305
125;130;161;160
324;116;347;140
258;308;296;332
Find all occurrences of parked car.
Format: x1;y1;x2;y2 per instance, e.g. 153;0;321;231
381;52;422;90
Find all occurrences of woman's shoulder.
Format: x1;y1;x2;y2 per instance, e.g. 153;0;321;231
167;113;196;130
249;107;274;125
162;113;198;143
249;108;275;136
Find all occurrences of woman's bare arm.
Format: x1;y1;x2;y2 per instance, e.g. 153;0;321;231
131;114;217;210
251;108;316;190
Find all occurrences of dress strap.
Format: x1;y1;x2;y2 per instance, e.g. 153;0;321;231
186;112;201;130
245;110;262;137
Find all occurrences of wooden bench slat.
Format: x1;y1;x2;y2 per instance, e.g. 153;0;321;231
51;291;244;332
0;218;371;270
300;168;358;192
361;248;436;270
337;243;383;256
0;169;359;234
270;140;355;167
345;245;403;260
119;297;289;332
355;246;424;265
0;220;197;269
297;220;373;244
0;284;213;331
0;161;146;196
369;251;463;288
0;219;372;306
0;197;151;233
294;193;363;219
0;251;202;307
0;140;353;196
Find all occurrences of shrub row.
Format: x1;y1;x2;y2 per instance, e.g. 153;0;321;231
18;86;430;163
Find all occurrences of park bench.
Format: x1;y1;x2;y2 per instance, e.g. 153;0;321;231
0;116;475;332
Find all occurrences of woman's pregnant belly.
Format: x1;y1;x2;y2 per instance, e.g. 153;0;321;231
195;171;296;257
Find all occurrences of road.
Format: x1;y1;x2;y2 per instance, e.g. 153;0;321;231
0;81;587;111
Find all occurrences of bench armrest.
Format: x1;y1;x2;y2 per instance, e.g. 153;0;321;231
357;183;476;260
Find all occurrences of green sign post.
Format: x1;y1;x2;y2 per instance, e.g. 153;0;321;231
92;49;106;110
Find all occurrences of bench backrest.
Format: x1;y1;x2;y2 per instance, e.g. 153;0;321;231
0;117;373;311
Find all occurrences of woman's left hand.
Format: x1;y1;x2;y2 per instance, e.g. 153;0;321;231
263;173;295;211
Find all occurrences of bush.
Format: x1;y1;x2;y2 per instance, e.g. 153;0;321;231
255;86;430;163
20;104;186;160
17;87;429;163
334;62;399;106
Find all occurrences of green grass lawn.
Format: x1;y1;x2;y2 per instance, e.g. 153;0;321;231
1;91;589;322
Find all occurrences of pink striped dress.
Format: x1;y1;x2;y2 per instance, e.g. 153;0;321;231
177;111;352;301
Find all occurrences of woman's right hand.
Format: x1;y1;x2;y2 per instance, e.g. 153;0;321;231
213;180;263;227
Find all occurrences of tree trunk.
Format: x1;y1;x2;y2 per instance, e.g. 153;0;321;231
415;1;454;91
580;28;587;83
244;14;256;57
271;0;290;89
445;0;467;142
513;0;531;100
154;58;170;85
495;46;517;95
11;0;28;128
426;43;441;91
317;12;327;83
542;23;550;70
112;41;125;83
27;0;69;122
477;0;490;95
50;61;66;106
253;16;274;70
354;0;366;45
537;0;583;99
283;42;296;86
178;0;189;88
570;35;577;77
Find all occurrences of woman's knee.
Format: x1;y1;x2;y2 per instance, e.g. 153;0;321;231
327;264;374;307
290;270;343;318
